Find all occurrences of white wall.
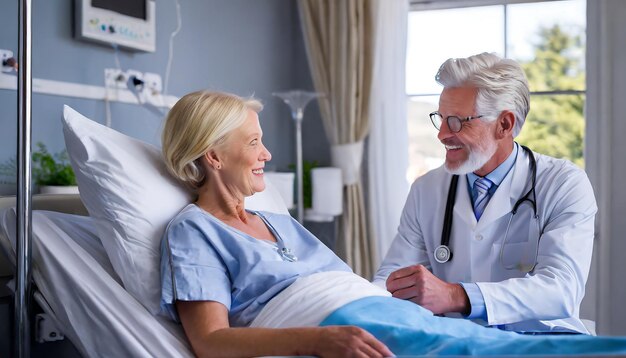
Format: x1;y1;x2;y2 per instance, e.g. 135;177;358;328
586;0;626;336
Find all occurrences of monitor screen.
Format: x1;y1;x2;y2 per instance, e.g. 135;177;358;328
92;0;146;20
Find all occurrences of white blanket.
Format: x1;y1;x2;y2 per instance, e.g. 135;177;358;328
251;271;390;328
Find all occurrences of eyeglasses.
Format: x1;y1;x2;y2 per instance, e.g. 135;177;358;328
429;111;484;133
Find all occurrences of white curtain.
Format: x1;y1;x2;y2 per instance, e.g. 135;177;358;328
298;0;377;278
368;0;410;269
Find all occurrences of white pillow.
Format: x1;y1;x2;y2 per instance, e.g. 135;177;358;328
62;105;288;314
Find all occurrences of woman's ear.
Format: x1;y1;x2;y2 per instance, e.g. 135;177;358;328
203;150;223;170
496;111;516;139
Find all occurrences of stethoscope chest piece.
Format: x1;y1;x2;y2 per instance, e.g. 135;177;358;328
434;245;452;263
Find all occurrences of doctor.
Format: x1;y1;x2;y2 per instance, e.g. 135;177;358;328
374;52;597;334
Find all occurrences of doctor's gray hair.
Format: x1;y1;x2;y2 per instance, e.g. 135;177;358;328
162;90;263;189
435;52;530;137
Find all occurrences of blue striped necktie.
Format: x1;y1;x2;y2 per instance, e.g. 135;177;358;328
473;177;493;220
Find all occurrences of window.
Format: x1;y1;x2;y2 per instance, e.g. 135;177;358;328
406;0;586;181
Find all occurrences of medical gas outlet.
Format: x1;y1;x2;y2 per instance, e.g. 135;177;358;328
104;68;164;107
1;49;17;73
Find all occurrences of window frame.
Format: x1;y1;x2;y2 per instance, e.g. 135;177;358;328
407;0;586;100
409;0;566;12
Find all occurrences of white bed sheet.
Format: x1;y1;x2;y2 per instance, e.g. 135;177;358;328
0;208;193;357
251;271;390;329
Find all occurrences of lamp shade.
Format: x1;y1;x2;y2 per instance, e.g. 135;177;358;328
305;167;343;222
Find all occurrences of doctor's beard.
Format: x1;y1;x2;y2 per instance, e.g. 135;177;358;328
443;137;498;175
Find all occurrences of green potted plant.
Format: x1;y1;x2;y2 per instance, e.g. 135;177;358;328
0;142;78;195
288;160;318;209
32;142;78;194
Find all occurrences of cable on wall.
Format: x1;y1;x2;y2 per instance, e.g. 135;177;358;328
104;44;123;127
164;0;182;96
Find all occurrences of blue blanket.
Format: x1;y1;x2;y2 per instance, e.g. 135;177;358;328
320;296;626;356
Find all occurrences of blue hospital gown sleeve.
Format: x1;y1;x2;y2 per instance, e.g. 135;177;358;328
160;217;231;322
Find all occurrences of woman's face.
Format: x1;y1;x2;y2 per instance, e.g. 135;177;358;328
217;109;272;197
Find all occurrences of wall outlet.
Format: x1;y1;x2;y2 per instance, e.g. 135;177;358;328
104;68;128;89
143;72;162;94
1;49;15;73
125;69;144;89
103;67;164;107
0;49;12;61
142;72;164;108
104;68;144;90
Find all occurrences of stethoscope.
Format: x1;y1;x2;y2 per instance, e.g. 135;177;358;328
434;145;541;273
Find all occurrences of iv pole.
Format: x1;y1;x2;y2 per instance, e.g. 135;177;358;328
15;0;33;356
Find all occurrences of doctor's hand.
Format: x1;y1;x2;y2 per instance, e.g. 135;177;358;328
386;264;470;315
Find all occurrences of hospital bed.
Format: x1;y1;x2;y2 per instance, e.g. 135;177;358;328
0;195;193;357
0;189;289;357
0;106;292;357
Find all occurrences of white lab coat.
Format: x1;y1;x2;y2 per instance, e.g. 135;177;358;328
374;148;597;333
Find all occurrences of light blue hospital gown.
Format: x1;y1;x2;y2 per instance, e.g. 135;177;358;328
160;204;351;326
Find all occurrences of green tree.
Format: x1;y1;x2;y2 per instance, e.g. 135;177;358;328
516;25;585;167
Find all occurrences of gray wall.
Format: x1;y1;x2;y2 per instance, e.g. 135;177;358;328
0;0;331;190
0;0;330;356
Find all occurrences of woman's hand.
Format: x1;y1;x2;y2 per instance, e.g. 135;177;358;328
178;300;393;357
313;326;394;358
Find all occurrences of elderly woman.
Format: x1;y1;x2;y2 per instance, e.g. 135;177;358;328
160;91;626;358
160;91;392;357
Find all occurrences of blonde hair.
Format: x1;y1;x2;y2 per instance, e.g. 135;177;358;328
162;90;263;189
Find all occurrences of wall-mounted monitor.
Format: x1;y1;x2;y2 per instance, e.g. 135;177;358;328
75;0;156;52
